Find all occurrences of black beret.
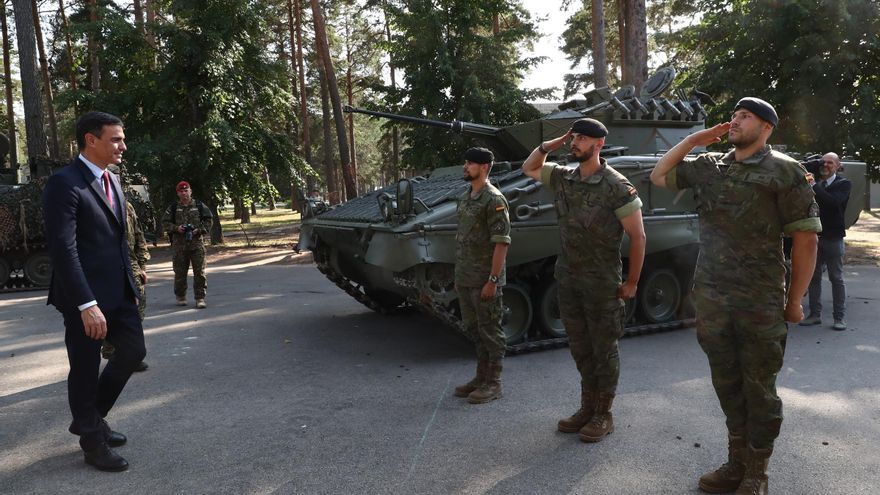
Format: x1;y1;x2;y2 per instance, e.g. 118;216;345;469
570;118;608;138
464;147;494;164
734;97;778;127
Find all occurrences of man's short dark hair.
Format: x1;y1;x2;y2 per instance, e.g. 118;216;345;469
76;111;124;149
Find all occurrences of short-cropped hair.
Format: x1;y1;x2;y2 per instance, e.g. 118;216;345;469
76;111;124;149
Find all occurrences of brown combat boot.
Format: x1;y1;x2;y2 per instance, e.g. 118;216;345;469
734;445;772;495
578;392;614;442
454;360;487;398
467;361;502;404
698;432;747;493
558;387;597;433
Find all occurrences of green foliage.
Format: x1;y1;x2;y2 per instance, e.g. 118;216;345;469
52;0;314;216
560;0;623;98
668;0;880;178
381;0;550;170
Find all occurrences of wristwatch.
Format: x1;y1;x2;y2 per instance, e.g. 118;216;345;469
488;274;500;283
538;143;549;154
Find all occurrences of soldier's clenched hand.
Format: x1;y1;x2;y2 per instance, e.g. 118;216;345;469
81;305;108;340
784;300;804;323
480;281;497;300
617;280;637;300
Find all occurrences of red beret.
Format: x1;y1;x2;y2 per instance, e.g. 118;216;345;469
176;181;190;191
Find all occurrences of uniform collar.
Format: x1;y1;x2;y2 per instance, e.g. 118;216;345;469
463;182;490;200
722;144;772;165
563;157;608;184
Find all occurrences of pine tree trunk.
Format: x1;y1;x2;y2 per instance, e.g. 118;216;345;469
250;202;256;216
11;0;48;174
617;0;628;84
310;0;355;200
262;166;275;210
31;0;59;159
87;0;101;91
382;3;399;180
625;0;648;91
233;198;242;219
318;60;339;205
209;201;223;245
591;0;607;88
344;12;357;195
1;7;17;169
57;0;77;94
241;198;251;223
132;0;145;35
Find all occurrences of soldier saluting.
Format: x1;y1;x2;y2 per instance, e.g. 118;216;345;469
453;147;511;404
651;98;820;495
522;118;646;443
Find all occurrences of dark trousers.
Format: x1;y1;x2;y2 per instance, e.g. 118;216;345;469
64;301;146;451
808;237;846;320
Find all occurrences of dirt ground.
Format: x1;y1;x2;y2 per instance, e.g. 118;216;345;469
844;210;880;266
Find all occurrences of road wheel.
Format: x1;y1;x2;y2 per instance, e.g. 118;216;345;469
0;257;10;287
637;268;681;323
501;284;532;344
534;279;566;338
23;252;52;287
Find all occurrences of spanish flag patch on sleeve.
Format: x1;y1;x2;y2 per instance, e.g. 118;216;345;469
805;173;814;183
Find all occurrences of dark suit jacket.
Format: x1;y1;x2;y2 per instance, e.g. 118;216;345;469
42;157;138;313
812;176;851;239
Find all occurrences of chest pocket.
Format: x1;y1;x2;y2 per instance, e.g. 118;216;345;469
456;201;483;242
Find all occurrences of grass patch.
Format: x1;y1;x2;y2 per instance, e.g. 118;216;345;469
218;207;301;232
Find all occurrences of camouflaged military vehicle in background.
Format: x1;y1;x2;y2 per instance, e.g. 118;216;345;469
298;68;869;352
0;161;154;291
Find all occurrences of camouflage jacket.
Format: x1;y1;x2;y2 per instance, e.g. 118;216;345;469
454;183;511;288
161;200;213;247
541;159;642;296
125;201;150;273
667;145;821;307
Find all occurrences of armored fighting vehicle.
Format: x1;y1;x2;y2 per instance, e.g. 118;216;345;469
298;69;869;352
0;162;154;291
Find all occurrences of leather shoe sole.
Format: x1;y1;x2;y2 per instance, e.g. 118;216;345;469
84;444;129;472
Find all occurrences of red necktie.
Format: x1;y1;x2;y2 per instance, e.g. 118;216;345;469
102;171;114;209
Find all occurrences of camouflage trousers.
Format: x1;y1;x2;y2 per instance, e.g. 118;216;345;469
133;265;146;321
458;286;505;361
173;242;207;299
694;288;787;450
558;281;625;394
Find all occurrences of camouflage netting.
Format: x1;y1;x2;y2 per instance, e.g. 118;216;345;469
0;179;46;252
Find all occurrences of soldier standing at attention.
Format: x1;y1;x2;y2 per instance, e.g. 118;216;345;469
162;181;213;308
521;118;646;443
453;147;511;404
650;98;820;495
102;166;150;372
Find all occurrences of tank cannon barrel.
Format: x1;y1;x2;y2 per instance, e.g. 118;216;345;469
344;106;500;138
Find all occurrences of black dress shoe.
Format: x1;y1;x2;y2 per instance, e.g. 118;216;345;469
84;444;129;472
70;420;126;447
134;361;149;372
107;429;127;447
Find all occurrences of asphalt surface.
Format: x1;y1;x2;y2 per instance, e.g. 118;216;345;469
1;251;878;494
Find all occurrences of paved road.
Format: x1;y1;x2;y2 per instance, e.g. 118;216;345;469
1;251;878;494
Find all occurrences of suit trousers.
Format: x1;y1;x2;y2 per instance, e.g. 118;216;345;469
64;301;146;451
808;237;846;320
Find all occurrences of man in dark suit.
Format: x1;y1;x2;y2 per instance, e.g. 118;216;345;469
43;111;146;472
800;152;852;331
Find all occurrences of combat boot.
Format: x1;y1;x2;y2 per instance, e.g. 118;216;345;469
734;446;772;495
454;360;487;398
558;387;597;433
578;392;614;442
467;361;502;404
698;432;746;493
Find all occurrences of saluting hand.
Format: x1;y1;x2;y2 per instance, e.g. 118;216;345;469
81;305;108;340
540;130;574;154
686;122;731;147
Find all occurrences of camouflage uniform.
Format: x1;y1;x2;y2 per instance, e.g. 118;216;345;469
162;201;213;301
101;202;150;360
666;145;821;450
541;159;642;395
126;202;150;320
454;183;511;361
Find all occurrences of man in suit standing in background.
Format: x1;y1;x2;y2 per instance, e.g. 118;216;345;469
42;111;146;472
